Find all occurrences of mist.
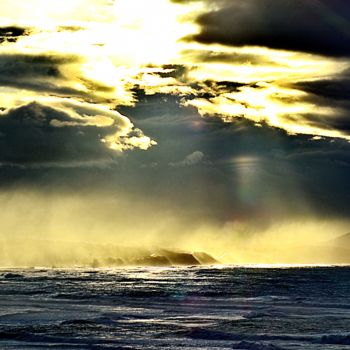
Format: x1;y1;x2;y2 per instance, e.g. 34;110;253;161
0;189;348;267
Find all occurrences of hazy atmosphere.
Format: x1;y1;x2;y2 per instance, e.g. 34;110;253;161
1;0;350;266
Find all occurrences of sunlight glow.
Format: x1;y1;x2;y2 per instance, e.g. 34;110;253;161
110;0;200;65
1;0;350;148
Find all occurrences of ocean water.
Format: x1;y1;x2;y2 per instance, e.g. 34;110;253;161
0;266;349;349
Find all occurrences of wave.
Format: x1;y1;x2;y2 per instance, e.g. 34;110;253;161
236;341;285;350
320;334;350;345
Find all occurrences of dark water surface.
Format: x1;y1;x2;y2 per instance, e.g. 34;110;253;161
0;266;349;349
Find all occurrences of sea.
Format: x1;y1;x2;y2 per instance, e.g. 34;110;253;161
0;266;349;349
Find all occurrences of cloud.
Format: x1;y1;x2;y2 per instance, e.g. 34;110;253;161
295;76;350;102
0;0;348;145
0;26;30;44
181;49;280;66
171;21;350;142
0;100;155;167
183;0;350;57
0;0;349;173
183;82;350;141
169;151;205;167
0;53;135;106
0;0;116;27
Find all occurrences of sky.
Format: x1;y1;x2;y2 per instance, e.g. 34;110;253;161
0;0;349;263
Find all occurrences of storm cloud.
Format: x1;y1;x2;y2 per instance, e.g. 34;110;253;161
183;0;350;57
0;101;155;168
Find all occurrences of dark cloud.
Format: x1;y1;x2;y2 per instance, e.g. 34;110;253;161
156;64;189;81
302;113;350;133
0;54;116;102
295;78;350;101
0;102;124;167
0;54;77;80
0;26;30;44
194;80;250;99
287;73;350;135
183;0;350;57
